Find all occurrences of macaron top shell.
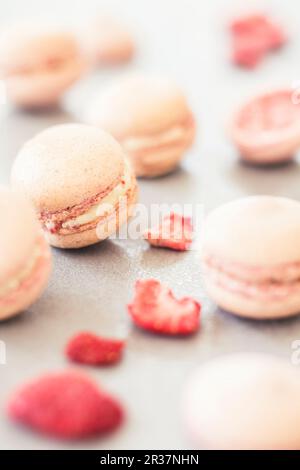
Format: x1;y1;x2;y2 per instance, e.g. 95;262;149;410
0;187;39;284
11;124;125;213
201;196;300;266
83;15;134;64
0;24;80;74
87;75;192;138
183;353;300;449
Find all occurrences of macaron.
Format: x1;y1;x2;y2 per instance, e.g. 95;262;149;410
183;353;300;449
0;187;51;320
11;124;138;249
201;196;300;319
230;89;300;164
80;15;135;66
86;74;195;177
0;24;85;108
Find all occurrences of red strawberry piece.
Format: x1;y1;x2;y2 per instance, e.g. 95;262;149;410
144;212;193;251
128;279;201;336
231;35;267;68
65;332;124;366
264;22;286;50
230;14;286;68
230;14;270;35
7;371;124;439
230;14;286;48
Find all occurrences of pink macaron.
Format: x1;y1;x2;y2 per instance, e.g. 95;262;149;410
201;196;300;319
183;353;300;449
11;123;138;249
80;15;135;66
0;24;85;108
86;74;195;178
0;187;51;320
230;88;300;164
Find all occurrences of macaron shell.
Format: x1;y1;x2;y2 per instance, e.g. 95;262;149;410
46;177;138;248
0;235;51;320
233;135;300;163
87;74;193;138
201;196;300;266
11;124;125;213
0;187;39;285
126;118;196;177
204;276;300;319
131;142;187;178
5;56;84;108
183;354;300;449
230;89;300;163
82;16;134;65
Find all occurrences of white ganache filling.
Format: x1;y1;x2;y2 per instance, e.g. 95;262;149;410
62;160;132;229
0;244;41;298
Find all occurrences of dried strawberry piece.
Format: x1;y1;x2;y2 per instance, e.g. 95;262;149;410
65;332;124;366
232;35;267;68
231;15;286;49
144;212;193;251
7;371;124;439
230;14;286;68
128;279;201;336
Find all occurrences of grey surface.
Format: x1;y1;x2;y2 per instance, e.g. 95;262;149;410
1;0;300;450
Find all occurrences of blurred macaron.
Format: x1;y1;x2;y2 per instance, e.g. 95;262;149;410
230;88;300;164
79;15;135;66
183;353;300;449
201;195;300;319
0;23;85;108
86;74;195;178
0;186;51;320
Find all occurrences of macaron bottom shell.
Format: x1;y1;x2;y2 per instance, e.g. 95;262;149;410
0;235;51;320
204;276;300;319
127;117;196;178
235;134;298;165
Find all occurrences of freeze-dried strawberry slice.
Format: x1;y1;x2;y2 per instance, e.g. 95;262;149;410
128;279;201;335
7;371;124;439
230;14;286;68
66;332;124;365
231;35;267;68
230;14;286;49
144;212;193;251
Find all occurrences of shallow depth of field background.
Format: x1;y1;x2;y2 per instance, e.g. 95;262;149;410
1;0;300;450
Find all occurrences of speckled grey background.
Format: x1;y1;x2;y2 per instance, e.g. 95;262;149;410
1;0;300;450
